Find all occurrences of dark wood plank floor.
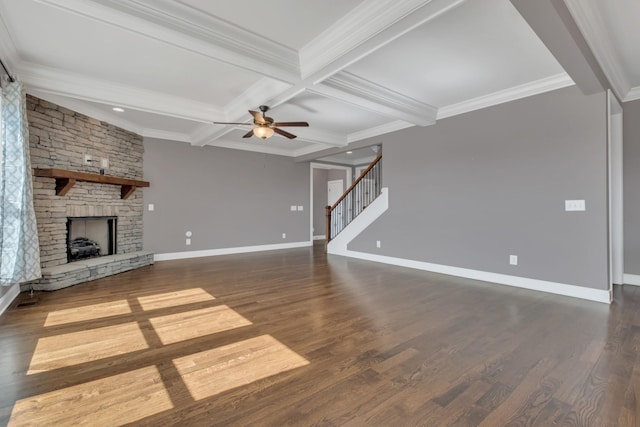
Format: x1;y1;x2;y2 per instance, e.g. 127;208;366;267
1;243;639;426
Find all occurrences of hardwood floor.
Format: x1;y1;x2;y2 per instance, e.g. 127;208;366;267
1;244;639;426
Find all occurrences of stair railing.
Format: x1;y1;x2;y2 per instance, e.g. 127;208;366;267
326;153;382;242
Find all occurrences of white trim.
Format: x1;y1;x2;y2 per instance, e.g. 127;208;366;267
327;188;389;255
608;90;624;286
563;0;631;102
315;72;437;126
623;274;640;286
437;73;575;120
310;162;353;242
154;241;311;262
0;283;20;316
21;63;223;123
625;86;640;102
300;0;464;80
335;251;611;304
348;120;414;143
313;235;327;241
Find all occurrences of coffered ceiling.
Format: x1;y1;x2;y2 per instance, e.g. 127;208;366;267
0;0;634;158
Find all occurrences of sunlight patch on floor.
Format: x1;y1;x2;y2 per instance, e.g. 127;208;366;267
9;365;173;426
173;334;309;400
149;305;252;345
44;300;131;327
137;288;215;311
28;322;148;374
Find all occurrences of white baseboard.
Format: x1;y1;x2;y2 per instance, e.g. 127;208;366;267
313;235;326;241
0;283;20;316
336;250;612;304
623;274;640;286
154;241;312;262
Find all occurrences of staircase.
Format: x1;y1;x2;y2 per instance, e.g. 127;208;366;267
325;153;382;242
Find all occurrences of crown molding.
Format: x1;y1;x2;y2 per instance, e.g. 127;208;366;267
35;0;300;83
300;0;465;81
19;62;223;123
348;120;414;143
563;0;631;101
28;89;145;135
317;72;437;126
139;129;191;143
625;86;640;102
438;73;575;120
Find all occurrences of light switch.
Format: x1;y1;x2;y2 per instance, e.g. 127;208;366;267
148;203;154;211
100;158;109;168
186;238;191;246
510;255;518;265
565;200;586;211
290;205;296;211
297;205;304;211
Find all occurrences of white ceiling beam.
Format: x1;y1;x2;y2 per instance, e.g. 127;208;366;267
19;63;223;123
315;72;437;126
35;0;300;83
299;0;466;83
437;73;574;120
562;0;632;102
347;120;415;143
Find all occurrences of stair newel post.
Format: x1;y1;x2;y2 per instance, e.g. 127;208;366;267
325;205;332;244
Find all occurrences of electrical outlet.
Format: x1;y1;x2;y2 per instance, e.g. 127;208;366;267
186;238;191;246
376;240;381;248
83;154;92;165
282;233;286;239
510;255;518;265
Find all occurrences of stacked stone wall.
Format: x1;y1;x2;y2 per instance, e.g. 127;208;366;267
27;95;145;269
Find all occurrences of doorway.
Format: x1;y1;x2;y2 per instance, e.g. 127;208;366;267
309;163;352;241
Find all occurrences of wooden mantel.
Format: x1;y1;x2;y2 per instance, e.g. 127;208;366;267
33;168;150;199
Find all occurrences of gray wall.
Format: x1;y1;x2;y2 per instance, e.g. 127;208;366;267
624;99;640;274
313;169;328;235
349;86;609;290
143;139;309;254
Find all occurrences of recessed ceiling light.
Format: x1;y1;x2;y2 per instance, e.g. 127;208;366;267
112;107;125;112
346;151;353;154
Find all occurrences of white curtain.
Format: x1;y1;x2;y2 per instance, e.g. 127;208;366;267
0;76;41;286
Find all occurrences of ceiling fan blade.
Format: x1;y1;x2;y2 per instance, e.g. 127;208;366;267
273;128;297;139
242;130;254;138
249;110;266;125
213;122;252;125
273;122;309;127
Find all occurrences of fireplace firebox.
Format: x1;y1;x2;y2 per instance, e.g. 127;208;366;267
67;216;117;262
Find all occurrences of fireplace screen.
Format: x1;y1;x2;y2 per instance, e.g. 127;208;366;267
67;216;117;262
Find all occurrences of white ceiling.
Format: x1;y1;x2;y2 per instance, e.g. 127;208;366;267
0;0;634;158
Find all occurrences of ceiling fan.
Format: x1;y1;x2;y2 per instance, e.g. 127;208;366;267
214;105;309;140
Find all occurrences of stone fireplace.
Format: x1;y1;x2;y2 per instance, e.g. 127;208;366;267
24;95;153;291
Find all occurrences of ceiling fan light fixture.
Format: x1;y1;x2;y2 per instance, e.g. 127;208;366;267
254;126;274;139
